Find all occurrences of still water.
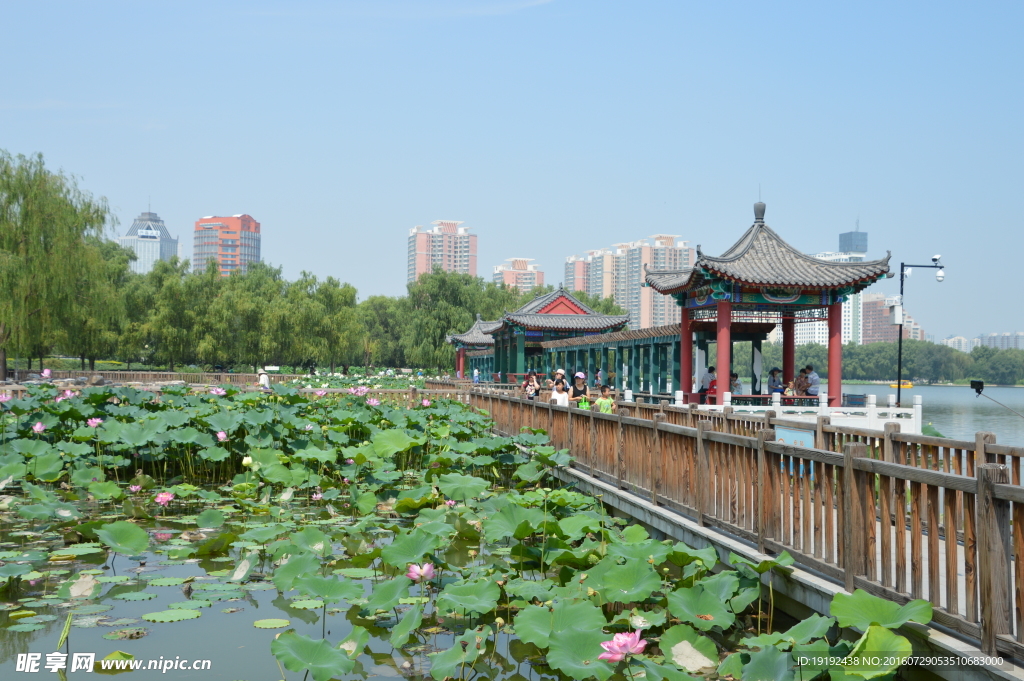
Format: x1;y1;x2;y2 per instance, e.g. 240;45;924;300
825;383;1024;445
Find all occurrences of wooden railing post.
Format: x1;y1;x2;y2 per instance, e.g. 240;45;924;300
652;413;666;505
696;419;709;527
722;406;734;434
976;431;997;467
548;399;556;439
977;463;1012;656
589;404;599;476
409;387;418;410
756;428;775;553
566;402;574;455
616;408;630;489
843;442;869;592
816;415;831;451
882;421;900;462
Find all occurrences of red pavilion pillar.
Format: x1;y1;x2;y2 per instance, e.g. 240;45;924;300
680;311;693;399
827;303;842;407
782;317;795;385
456;347;466;379
716;300;731;398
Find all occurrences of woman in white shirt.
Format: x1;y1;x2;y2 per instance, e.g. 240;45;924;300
257;369;272;390
550;381;570;407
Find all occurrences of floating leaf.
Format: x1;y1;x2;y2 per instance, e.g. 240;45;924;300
291;599;325;610
196;509;225;528
167;600;211;610
390;603;423;648
95;521;150;555
428;626;493;681
147;577;188;587
742;645;794;681
660;624;718;672
113;592;158;601
254;618;291;629
141;610;201;623
102;627;149;641
667;585;735;632
8;623;46;632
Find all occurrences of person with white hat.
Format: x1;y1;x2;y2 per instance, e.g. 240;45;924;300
257;368;271;390
548;368;568;392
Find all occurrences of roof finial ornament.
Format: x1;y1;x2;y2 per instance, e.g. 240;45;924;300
754;201;766;223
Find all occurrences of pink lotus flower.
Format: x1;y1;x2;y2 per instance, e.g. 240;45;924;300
154;492;175;507
0;393;11;403
405;563;435;582
64;389;76;398
366;398;380;407
311;492;323;501
41;369;51;379
342;478;350;485
32;422;46;434
55;395;65;403
314;390;327;397
345;458;355;465
87;418;103;428
154;532;173;542
445;499;457;507
129;485;141;493
421;399;431;407
305;423;314;431
597;630;647;663
210;387;227;396
216;431;228;442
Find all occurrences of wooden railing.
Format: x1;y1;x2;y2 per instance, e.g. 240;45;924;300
468;388;1024;661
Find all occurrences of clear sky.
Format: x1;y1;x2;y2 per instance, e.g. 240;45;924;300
3;0;1021;340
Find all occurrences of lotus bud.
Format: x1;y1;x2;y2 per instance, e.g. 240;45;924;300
495;616;505;627
586;587;597;597
578;573;588;583
242;456;253;467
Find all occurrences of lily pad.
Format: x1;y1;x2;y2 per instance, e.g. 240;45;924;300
7;623;46;632
254;618;291;629
291;599;325;610
113;592;158;601
147;577;188;586
167;600;211;610
141;609;201;623
102;627;149;641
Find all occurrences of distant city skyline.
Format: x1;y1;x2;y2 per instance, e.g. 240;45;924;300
5;2;1021;339
118;211;178;274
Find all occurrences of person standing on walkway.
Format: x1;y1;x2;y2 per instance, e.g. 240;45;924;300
729;372;743;395
594;385;616;413
257;368;271;391
569;372;589;406
805;364;820;397
521;370;541;400
473;367;480;384
698;366;716;404
548;368;568;391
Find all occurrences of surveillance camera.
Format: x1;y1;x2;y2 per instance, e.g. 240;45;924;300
935;269;945;282
932;254;941;262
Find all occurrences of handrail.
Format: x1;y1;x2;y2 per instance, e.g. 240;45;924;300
468;387;1024;661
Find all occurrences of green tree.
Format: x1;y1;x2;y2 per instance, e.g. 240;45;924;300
0;152;112;380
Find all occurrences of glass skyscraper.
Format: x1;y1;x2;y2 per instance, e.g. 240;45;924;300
118;211;179;274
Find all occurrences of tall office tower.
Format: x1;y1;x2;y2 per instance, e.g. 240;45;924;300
564;236;694;329
793;230;869;346
493;258;545;293
118;211;179;274
407;221;477;283
193;214;261;276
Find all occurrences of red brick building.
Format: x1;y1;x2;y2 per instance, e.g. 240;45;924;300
193;214;261;276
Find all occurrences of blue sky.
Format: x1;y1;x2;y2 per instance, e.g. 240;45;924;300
3;0;1021;339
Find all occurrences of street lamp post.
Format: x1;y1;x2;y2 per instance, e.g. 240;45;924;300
896;256;945;407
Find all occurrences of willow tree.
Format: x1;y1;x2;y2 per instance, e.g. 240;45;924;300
0;152;112;380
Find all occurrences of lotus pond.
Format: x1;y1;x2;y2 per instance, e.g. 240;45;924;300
0;385;933;680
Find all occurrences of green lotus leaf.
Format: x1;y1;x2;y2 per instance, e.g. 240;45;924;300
333;567;375;579
381;529;441;567
428;625;492;681
95;521;150;555
666;543;719;571
699;572;740;602
659;624;718;672
58;573;102;599
271;631;355;681
436;579;500;616
844;625;912;679
372;429;422;457
27;452;65;481
830;589;932;629
390;603;423;648
596;558;662;603
667;585;735;632
8;623;46;632
272;552;321;592
338;625;370;659
363;576;411;614
291;599;324;610
0;563;34;579
146;577;188;586
742;645;795;681
544;626;614;681
88;481;123;500
239;524;290;544
483;505;545;542
295;575;363;603
289;527;333;557
113;592;158;601
52;543;105;556
513;599;606;649
729;550;795;574
638;658;701;681
95;575;132;583
791;640;857;681
196;509;225;528
226;553;258;583
437;472;489;501
742;613;835;650
199;447;230;462
141;609;201;623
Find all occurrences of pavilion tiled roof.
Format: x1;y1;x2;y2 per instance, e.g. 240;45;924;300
446;314;501;346
645;203;891;294
514;287;599;315
503;312;630;331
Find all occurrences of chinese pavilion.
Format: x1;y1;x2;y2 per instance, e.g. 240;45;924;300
448;287;629;383
446;314;501;379
645;202;891;405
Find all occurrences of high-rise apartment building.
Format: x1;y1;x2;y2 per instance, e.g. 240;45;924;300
978;332;1024;350
193;214;261;276
407;221;477;283
861;293;926;343
493;258;544;293
119;211;179;274
565;235;694;329
941;336;971;352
